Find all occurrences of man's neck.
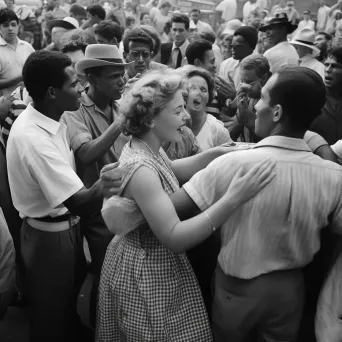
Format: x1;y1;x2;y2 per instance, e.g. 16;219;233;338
274;38;287;46
4;36;17;46
175;39;186;48
268;125;305;139
87;85;112;112
33;102;64;122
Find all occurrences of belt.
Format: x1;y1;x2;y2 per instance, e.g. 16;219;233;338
27;216;80;233
33;214;71;223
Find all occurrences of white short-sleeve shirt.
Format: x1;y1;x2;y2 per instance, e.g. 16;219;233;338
0;37;34;98
6;104;84;219
196;114;232;151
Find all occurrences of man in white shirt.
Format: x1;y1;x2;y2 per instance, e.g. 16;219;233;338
317;0;330;32
160;13;190;69
0;8;34;98
291;28;325;79
259;12;299;74
297;10;315;31
6;50;123;342
189;8;214;34
219;26;258;88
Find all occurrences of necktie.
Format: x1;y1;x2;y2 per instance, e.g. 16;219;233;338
175;48;182;69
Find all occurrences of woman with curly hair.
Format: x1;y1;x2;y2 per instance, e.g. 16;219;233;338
186;68;232;151
96;69;275;342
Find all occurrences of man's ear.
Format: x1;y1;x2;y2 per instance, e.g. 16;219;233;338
194;58;201;67
47;86;56;100
273;104;283;123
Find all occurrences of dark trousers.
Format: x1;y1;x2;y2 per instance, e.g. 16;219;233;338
212;265;305;342
82;212;113;327
21;220;87;342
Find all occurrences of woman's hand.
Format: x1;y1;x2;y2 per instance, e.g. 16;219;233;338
225;159;276;206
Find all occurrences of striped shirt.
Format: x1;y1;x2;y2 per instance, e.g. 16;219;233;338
183;136;342;279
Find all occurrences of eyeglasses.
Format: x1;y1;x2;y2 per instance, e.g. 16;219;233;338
129;51;151;61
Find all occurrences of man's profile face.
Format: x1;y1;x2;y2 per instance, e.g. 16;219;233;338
314;34;328;51
201;49;216;75
254;74;278;138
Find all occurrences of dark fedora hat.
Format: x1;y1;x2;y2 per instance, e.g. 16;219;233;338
259;13;297;34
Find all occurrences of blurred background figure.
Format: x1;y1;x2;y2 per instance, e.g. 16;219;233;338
297;10;315;31
315;31;332;63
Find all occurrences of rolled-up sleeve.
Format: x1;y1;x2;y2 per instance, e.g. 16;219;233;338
61;111;92;153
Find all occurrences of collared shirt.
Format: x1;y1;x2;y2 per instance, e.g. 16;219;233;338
310;94;342;145
6;103;84;219
317;5;330;32
264;41;299;74
0;37;34;98
0;208;15;294
170;39;189;69
297;19;315;31
299;54;325;79
190;20;214;33
219;57;240;88
196;114;232;151
183;136;342;279
61;91;130;187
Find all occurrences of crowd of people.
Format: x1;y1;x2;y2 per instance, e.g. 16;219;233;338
1;0;342;341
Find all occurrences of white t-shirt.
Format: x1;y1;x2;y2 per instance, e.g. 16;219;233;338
196;114;232;151
263;41;299;74
299;55;325;79
331;140;342;163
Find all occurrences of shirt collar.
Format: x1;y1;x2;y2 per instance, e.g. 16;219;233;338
26;103;61;135
0;36;26;46
253;135;312;152
172;39;190;53
300;55;314;62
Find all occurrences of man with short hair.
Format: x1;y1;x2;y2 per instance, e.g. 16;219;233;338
171;66;342;341
81;4;106;44
310;46;342;145
94;20;122;47
6;50;120;342
219;26;258;88
0;8;34;98
190;8;214;34
315;32;332;63
69;3;87;26
161;13;189;69
291;28;325;79
61;39;88;86
61;44;130;327
259;12;299;74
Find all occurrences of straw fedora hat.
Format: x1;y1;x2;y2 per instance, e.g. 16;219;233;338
46;16;79;31
259;12;297;34
75;44;133;75
290;28;320;54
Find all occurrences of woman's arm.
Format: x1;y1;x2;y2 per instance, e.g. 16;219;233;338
166;145;235;185
127;160;275;254
328;1;342;17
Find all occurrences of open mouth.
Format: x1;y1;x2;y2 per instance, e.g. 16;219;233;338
177;124;186;133
192;98;202;109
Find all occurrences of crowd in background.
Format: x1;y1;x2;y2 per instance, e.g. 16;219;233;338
1;0;342;341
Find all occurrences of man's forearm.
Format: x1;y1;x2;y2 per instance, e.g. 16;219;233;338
77;121;122;165
0;75;22;91
64;180;103;217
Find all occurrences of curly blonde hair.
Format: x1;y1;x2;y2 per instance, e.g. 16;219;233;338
120;70;185;137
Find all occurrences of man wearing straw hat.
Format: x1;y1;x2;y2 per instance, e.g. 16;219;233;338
259;12;299;74
291;28;325;79
61;44;133;327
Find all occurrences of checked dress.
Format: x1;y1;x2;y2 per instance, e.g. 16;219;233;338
96;144;212;342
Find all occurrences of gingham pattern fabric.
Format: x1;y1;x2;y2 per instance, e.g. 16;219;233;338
96;144;212;342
